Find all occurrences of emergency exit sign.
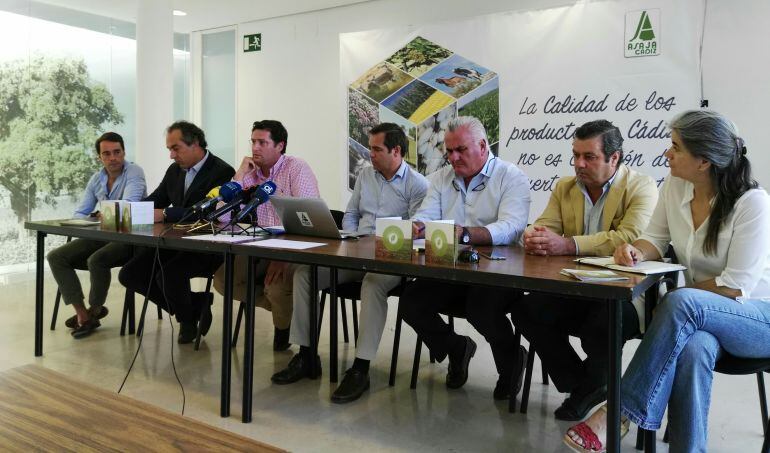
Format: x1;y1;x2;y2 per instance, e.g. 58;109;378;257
243;34;261;52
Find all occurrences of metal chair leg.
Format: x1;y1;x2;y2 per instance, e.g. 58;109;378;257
340;297;350;343
351;299;359;345
120;290;135;336
318;291;326;334
389;307;403;386
410;337;422;389
137;298;149;337
758;372;769;434
635;427;644;451
51;289;62;330
762;415;770;453
49;236;71;330
232;302;244;347
519;343;536;414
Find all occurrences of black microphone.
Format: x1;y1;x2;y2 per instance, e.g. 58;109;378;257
205;184;258;222
233;181;277;224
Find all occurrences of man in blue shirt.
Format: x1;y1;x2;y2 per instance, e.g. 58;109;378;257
401;116;531;400
272;123;429;404
47;132;147;338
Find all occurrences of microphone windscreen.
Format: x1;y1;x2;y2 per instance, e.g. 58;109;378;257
219;181;243;202
206;186;220;199
260;181;277;196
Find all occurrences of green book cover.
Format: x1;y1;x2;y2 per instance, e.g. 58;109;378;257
375;218;412;261
425;220;456;265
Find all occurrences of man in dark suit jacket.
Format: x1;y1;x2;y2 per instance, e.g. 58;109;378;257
118;121;235;343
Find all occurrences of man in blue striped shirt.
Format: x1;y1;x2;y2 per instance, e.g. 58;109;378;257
272;123;429;404
47;132;146;339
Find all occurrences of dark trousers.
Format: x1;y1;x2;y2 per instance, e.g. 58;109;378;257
118;247;223;323
509;292;639;394
400;280;520;378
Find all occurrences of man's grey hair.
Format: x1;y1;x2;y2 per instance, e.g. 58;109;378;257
447;116;488;148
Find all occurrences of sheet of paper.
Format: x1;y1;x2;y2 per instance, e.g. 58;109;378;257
182;234;257;244
128;201;155;225
242;238;326;250
59;219;100;227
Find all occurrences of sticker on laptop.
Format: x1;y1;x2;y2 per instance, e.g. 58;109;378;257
297;211;313;227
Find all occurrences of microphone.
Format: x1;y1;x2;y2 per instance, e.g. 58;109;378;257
190;181;243;213
233;181;277;224
205;183;257;221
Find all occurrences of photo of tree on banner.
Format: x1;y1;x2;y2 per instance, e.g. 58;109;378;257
458;76;500;145
386;36;453;78
382;79;454;125
420;53;496;99
350;62;414;103
0;55;123;265
348;88;379;147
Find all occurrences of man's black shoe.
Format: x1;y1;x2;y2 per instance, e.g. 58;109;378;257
331;368;370;404
554;385;607;421
271;353;321;385
446;336;477;389
65;306;109;329
178;321;198;344
71;318;101;339
274;326;291;351
493;345;529;400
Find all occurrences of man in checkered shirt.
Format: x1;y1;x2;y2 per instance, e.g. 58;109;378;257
213;119;319;350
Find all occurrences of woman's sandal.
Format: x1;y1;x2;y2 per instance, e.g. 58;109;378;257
563;405;630;453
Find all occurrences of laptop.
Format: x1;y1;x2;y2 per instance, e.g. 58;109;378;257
270;196;365;239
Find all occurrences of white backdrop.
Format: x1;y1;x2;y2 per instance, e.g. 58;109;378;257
340;0;703;221
225;0;769;221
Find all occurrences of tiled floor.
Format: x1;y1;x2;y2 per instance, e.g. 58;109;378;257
1;270;765;452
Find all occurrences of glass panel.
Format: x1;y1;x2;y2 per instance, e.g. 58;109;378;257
202;29;235;167
0;1;189;269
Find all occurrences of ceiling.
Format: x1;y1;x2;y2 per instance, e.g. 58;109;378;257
37;0;374;32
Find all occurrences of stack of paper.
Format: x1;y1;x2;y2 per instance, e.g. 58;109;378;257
575;257;686;275
561;269;629;282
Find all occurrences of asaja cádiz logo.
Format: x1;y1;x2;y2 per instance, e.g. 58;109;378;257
625;9;660;58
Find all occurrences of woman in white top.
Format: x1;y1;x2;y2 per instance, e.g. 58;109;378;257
564;110;770;453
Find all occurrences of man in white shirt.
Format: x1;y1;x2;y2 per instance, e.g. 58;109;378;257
271;123;429;404
400;116;531;400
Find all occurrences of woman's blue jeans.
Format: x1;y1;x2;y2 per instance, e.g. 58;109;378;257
621;288;770;452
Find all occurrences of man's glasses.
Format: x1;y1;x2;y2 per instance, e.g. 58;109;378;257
452;180;486;193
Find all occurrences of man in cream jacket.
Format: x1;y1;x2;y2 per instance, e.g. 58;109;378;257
511;119;657;422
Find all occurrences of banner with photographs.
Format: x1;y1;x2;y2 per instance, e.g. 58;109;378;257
341;0;703;221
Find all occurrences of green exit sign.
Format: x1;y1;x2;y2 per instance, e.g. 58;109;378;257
243;33;261;52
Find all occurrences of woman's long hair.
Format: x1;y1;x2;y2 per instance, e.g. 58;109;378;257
669;110;758;255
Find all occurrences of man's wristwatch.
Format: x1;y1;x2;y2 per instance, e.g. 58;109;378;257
460;227;471;245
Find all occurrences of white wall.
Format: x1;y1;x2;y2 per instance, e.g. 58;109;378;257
168;0;769;210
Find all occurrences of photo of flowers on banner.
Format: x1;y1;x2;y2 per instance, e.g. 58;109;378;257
346;36;500;190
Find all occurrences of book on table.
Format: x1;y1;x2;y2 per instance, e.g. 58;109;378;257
574;256;686;275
